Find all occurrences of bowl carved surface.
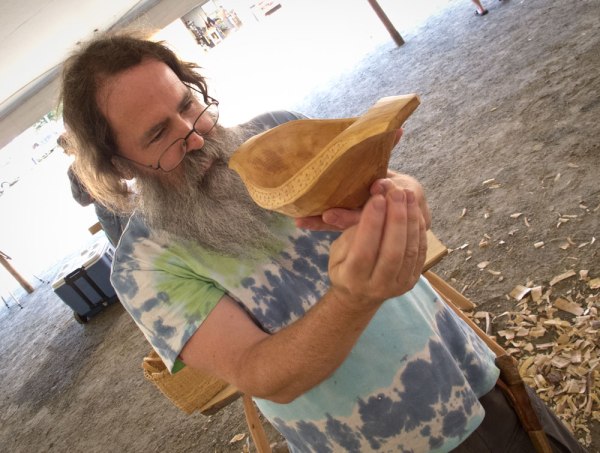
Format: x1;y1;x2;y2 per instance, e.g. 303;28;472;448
229;95;420;217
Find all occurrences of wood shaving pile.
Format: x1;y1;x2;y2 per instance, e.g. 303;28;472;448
469;271;600;447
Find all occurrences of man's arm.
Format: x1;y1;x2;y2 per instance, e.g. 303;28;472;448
181;187;428;403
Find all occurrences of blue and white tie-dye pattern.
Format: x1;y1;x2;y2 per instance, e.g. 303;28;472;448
110;112;499;452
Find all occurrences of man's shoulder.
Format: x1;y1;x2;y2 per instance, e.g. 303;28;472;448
112;213;152;261
243;111;308;130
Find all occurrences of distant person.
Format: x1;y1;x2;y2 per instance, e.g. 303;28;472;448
472;0;489;16
58;134;129;247
204;15;225;39
205;16;216;27
217;6;235;30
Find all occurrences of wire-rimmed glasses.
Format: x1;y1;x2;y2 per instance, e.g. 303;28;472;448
118;94;219;172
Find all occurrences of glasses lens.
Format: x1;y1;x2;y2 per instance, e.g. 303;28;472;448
194;103;219;136
158;138;187;172
194;104;219;135
157;101;219;172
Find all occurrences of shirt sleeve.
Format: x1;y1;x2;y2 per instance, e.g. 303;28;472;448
241;110;309;130
110;219;225;372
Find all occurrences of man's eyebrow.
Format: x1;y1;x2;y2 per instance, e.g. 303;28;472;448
140;120;168;148
139;89;192;148
178;89;194;111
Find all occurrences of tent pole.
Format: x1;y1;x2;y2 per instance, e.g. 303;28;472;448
367;0;405;46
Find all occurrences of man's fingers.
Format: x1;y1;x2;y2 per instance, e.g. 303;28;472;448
295;216;322;230
343;195;386;277
369;189;422;290
321;208;362;230
421;203;432;231
396;190;422;286
329;187;428;306
412;214;428;282
370;178;394;196
371;189;407;283
295;208;364;231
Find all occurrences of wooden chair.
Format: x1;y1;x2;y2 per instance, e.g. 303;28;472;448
142;348;271;451
142;231;475;453
88;221;103;235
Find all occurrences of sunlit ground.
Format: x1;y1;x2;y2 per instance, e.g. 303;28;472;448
0;0;453;297
175;0;454;125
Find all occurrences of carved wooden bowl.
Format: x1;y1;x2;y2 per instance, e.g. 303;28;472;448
229;94;420;217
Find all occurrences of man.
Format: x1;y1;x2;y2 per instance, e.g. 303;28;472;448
60;35;584;452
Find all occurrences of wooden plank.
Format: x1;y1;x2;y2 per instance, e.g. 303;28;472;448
199;385;242;416
243;394;272;453
439;282;507;357
88;221;102;235
424;230;448;271
424;270;476;311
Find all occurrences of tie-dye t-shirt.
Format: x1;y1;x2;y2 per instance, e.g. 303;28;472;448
111;112;499;452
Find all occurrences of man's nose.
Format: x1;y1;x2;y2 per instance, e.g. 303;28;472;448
183;126;205;151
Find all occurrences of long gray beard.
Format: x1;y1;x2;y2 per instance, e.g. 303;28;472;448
135;124;281;257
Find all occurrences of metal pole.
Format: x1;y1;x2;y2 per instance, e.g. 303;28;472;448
0;252;34;294
367;0;405;46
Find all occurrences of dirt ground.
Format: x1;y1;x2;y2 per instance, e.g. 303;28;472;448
1;0;598;452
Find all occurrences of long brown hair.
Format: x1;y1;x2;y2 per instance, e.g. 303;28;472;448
60;32;211;213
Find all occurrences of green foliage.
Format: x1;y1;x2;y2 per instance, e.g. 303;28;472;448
34;104;63;130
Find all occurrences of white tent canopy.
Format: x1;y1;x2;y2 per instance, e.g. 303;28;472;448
0;0;209;149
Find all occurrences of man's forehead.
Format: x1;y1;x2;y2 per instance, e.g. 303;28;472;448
98;59;186;104
96;58;188;151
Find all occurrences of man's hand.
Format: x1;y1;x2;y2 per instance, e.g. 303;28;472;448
380;171;431;229
295;171;431;232
327;187;428;310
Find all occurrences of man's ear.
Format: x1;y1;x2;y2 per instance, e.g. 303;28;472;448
111;156;134;180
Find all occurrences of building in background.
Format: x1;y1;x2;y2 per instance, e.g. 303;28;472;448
182;0;243;50
249;0;282;20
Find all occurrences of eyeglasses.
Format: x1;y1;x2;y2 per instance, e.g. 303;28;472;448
118;92;219;172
